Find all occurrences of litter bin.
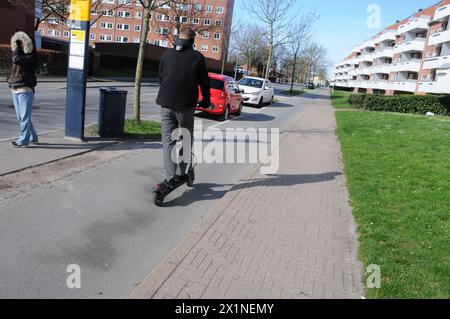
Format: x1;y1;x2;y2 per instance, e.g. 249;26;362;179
98;87;128;137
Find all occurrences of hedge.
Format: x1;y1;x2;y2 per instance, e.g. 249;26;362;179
348;93;449;115
0;44;67;76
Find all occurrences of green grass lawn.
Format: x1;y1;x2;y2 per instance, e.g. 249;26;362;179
336;111;450;298
331;89;353;108
87;119;161;140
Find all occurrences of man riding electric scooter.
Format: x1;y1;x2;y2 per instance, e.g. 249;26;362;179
153;28;211;206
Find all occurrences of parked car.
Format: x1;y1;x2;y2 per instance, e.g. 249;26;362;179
197;73;243;121
238;76;275;107
307;82;315;89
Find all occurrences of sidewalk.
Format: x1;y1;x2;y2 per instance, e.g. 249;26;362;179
0;130;116;176
129;90;364;299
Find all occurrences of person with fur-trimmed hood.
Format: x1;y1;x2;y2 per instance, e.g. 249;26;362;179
7;31;39;148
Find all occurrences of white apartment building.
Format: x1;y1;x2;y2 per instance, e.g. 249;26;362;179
332;0;450;95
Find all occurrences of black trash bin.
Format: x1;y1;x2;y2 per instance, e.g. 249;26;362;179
98;87;128;137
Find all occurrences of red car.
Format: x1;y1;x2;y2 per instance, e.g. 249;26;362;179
197;73;244;121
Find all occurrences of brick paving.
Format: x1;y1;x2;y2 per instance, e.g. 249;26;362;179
129;89;364;299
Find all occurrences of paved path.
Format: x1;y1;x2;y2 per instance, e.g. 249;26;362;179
129;89;364;299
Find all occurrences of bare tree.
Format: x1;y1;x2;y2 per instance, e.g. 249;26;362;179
154;0;221;45
134;0;173;123
235;24;267;77
286;13;318;92
243;0;297;80
304;42;327;83
22;0;129;30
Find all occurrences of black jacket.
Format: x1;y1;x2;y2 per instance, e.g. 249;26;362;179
156;46;210;110
8;49;38;91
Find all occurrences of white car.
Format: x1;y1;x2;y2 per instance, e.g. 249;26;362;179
237;77;275;107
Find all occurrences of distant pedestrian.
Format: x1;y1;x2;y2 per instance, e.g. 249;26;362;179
7;31;39;148
154;27;210;191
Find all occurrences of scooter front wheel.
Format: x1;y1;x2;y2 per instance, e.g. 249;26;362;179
187;170;195;187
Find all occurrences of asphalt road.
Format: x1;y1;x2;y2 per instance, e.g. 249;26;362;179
0;83;312;298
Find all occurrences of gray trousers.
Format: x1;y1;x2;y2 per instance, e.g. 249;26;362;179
160;107;195;182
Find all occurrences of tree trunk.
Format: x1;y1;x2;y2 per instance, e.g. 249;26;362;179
220;48;226;75
265;44;273;80
290;52;297;93
133;6;151;123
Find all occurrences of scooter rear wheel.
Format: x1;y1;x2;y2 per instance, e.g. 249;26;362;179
153;192;165;206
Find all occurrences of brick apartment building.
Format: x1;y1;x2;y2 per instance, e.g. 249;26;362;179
0;0;35;45
331;0;450;95
38;0;235;60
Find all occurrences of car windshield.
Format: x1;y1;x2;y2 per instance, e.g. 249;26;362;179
209;78;225;90
238;78;263;88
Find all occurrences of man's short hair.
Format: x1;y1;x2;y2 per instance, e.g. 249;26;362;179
179;28;196;40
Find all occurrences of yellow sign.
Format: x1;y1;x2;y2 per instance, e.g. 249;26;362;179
69;0;91;22
71;30;86;43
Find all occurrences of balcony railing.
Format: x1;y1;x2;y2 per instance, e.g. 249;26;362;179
375;30;397;44
433;4;450;22
391;59;422;72
393;38;426;54
372;64;393;74
422;54;450;70
428;28;450;46
386;80;417;92
373;47;394;59
397;16;430;35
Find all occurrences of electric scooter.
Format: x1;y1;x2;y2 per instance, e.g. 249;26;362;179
152;126;198;207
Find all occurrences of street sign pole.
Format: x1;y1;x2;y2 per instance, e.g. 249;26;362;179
65;0;91;140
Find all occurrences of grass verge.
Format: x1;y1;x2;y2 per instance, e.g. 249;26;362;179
331;89;353;108
87;119;161;140
336;111;449;298
282;89;305;96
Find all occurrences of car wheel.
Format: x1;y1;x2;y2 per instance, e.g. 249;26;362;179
219;106;230;121
236;103;243;115
258;97;264;108
268;96;274;105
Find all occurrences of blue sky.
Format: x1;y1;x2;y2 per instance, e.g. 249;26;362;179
233;0;439;65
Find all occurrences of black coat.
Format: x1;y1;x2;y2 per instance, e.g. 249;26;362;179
156;47;210;110
8;48;38;91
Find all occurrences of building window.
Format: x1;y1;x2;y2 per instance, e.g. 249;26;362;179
212;46;219;53
194;4;201;11
203;31;209;39
38;29;44;35
63;31;70;38
90;33;96;40
47;29;60;36
100;22;114;29
215;20;222;27
101;10;114;17
216;7;224;14
117;24;130;30
100;35;112;42
135;12;142;19
91;22;97;28
116;36;129;43
201;44;208;52
204;19;211;26
213;32;220;40
192;18;199;24
205;5;212;12
156;27;169;35
134;25;141;32
117;11;131;18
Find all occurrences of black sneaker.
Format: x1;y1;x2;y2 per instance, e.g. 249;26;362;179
30;139;39;145
11;141;28;148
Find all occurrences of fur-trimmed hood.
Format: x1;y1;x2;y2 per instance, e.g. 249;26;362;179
11;31;34;54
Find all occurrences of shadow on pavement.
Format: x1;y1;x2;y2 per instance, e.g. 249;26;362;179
161;171;342;207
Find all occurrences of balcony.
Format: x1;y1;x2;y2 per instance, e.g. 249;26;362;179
391;59;422;72
397;17;430;35
386;80;417;92
372;64;393;74
428;28;450;46
433;4;450;22
375;30;397;44
423;54;450;69
373;47;394;59
355;67;372;75
393;38;426;54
